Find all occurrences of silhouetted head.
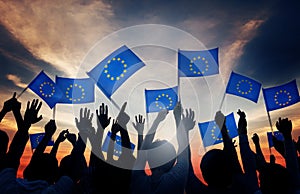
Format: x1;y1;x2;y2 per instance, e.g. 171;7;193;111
259;163;291;194
23;153;58;184
59;154;87;181
0;130;8;157
147;140;177;174
200;149;232;189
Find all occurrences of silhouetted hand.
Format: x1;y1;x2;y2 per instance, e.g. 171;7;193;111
24;99;42;126
173;101;182;123
3;92;21;113
276;117;292;139
237;109;247;135
252;133;260;145
45;120;57;137
155;109;169;123
214;110;225;129
57;129;69;143
67;133;77;147
295;136;300;154
111;119;122;134
96;103;111;129
132;114;145;135
116;102;130;129
181;108;195;132
75;107;95;136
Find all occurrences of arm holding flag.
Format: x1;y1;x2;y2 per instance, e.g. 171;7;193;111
237;109;260;193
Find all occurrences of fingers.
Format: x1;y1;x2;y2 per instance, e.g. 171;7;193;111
37;115;43;122
27;101;30;110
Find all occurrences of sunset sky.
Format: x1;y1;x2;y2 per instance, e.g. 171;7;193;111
0;0;300;181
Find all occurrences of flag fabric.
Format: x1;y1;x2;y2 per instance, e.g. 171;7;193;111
262;80;300;111
145;86;178;113
225;71;262;103
102;131;135;157
28;71;63;109
198;112;238;147
267;131;284;148
55;77;95;104
87;45;145;99
178;48;219;77
29;133;54;150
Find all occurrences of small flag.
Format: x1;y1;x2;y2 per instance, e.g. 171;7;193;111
178;48;219;77
262;80;300;112
28;71;63;109
267;131;284;148
87;45;145;99
29;133;54;150
226;71;262;103
198;112;238;147
145;86;178;113
55;77;95;104
102;131;135;157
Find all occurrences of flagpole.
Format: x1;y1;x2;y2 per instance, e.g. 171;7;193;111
53;106;56;120
218;92;226;110
110;98;120;111
16;86;29;99
177;48;181;102
267;110;274;132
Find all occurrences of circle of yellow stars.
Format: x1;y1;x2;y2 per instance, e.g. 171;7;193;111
236;79;253;95
104;57;127;81
35;134;44;144
211;124;229;141
39;82;55;98
189;56;209;75
65;84;85;102
274;90;292;106
155;93;173;109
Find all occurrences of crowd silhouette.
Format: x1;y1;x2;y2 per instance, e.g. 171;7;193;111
0;92;300;194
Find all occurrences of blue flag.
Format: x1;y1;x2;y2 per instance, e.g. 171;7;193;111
102;131;135;157
87;45;145;99
178;48;219;77
29;133;54;150
262;80;300;112
226;71;262;103
145;86;178;113
55;77;95;104
28;71;63;109
267;131;284;148
198;112;238;147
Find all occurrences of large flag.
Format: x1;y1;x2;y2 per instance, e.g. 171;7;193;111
55;77;95;104
262;80;300;111
267;131;284;148
29;133;54;150
87;45;145;99
198;112;238;147
28;71;63;109
178;48;219;77
102;131;135;157
145;86;178;113
226;71;262;103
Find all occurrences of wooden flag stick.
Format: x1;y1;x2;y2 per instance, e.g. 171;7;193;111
16;86;29;99
267;110;274;132
53;106;56;120
218;92;226;111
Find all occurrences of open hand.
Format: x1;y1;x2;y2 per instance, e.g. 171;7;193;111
24;99;43;125
75;108;95;136
276;117;292;139
181;108;195;132
132;114;145;135
96;103;111;129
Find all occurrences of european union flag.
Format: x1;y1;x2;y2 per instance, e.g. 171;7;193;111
102;131;135;157
28;71;63;109
198;112;238;147
226;71;262;103
267;131;284;148
145;86;178;113
262;80;300;112
55;77;95;104
178;48;219;77
87;45;145;99
29;133;54;150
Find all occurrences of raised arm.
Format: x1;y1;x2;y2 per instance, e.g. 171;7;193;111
132;114;145;156
237;109;260;193
50;129;69;157
5;99;42;170
0;93;17;122
251;133;266;170
215;111;243;174
276;117;300;191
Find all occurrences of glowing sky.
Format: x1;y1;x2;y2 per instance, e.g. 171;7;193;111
0;0;300;180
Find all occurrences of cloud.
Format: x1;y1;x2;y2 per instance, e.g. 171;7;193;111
0;0;116;77
6;74;27;88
